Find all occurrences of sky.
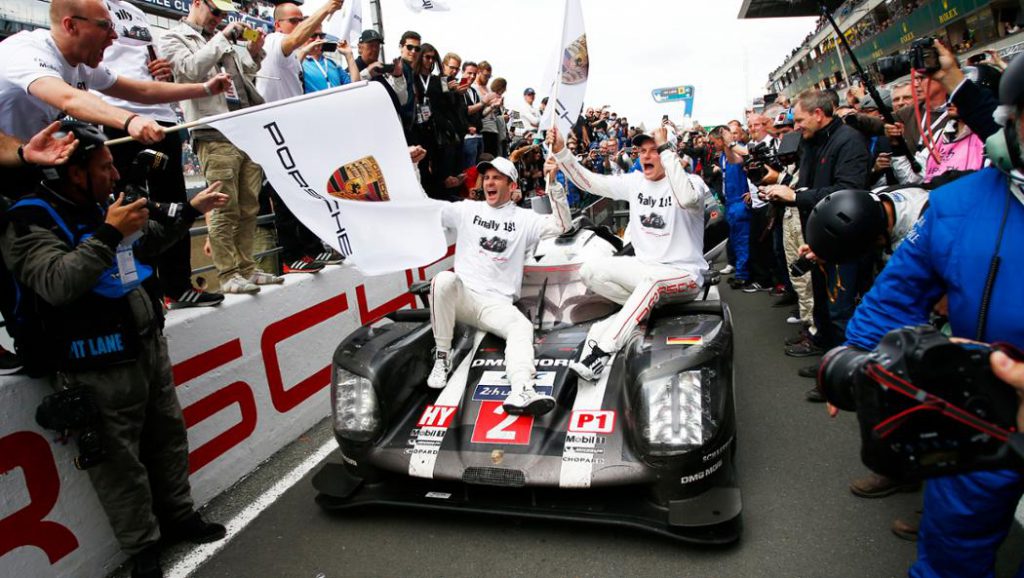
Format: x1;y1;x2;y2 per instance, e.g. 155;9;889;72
304;0;818;128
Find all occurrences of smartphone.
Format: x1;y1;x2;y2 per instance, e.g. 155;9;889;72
242;27;262;43
789;256;814;278
322;42;338;53
662;114;669;123
459;76;471;88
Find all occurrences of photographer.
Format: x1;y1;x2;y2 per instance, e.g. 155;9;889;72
838;56;1024;577
0;122;229;578
762;90;872;369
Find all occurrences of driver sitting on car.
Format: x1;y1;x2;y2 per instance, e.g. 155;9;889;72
549;125;707;381
428;156;572;416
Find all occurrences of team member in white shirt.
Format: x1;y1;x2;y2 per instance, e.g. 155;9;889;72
0;0;229;146
551;126;706;381
429;157;571;416
257;0;343;103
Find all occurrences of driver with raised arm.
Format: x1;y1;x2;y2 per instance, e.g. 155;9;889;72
550;126;706;381
428;156;572;416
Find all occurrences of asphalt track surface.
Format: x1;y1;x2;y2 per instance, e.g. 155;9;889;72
179;285;1024;578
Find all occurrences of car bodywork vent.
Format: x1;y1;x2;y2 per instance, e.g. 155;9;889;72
462;467;527;487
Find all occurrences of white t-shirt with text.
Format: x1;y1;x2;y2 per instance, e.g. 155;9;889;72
0;29;118;141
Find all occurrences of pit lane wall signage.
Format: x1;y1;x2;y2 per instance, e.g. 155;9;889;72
0;248;454;578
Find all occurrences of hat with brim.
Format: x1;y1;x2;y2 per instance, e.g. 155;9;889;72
209;0;237;13
359;29;383;43
476;157;519;182
524;88;535;95
631;133;656;147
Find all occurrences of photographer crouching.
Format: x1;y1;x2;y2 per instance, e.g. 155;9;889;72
1;121;229;578
814;54;1024;576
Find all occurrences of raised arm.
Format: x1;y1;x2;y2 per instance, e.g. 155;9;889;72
653;128;702;210
101;73;229;106
537;157;572;239
548;126;630;201
28;77;164;143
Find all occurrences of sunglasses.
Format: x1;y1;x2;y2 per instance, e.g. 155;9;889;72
404;44;421;52
202;0;225;17
71;15;115;31
278;16;308;24
311;32;326;39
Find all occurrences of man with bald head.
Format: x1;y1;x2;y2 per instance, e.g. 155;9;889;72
256;0;343;102
0;0;228;154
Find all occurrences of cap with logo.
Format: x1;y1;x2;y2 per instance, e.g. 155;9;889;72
359;29;383;43
631;133;655;147
476;157;519;182
524;87;536;96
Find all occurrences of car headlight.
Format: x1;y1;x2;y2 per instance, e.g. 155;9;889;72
331;365;381;442
638;369;715;457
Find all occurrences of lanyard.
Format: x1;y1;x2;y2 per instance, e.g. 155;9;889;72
309;57;333;88
419;74;431;94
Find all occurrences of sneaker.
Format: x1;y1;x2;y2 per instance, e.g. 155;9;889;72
248;270;284;285
805;387;826;403
786;315;803;325
719;264;735;275
426;349;451;389
786;341;824;357
283;256;325;274
742;281;769;293
768;284;788;297
167;288;224;310
315;249;345;265
502;386;556;416
785;330;811;346
221;275;260;294
161;512;227;545
727;278;750;290
0;345;22;371
570;340;611;381
891;512;921;542
130;545;162;578
798;364;819;378
849;472;921;499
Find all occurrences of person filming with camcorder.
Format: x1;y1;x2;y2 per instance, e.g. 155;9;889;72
0;121;229;578
809;52;1024;577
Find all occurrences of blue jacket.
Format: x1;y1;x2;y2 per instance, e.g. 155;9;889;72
846;167;1024;350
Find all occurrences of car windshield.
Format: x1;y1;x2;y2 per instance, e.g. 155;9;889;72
517;263;617;331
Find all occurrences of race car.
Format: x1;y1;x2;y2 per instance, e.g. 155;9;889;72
314;201;739;544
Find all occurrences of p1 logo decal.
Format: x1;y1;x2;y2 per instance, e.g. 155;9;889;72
569;410;615;434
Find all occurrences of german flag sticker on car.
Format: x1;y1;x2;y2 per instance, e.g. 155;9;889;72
666;336;703;346
326;155;390;202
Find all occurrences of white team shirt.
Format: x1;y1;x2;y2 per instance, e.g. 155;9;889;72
442;199;562;302
256;32;302;102
0;29;118;141
555;147;707;283
96;0;176;122
877;186;929;253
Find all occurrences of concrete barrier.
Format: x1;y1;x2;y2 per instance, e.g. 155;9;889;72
0;250;453;578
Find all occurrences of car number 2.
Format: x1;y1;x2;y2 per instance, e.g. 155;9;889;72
471;401;534;445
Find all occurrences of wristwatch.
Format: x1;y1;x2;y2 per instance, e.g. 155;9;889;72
657;143;673;154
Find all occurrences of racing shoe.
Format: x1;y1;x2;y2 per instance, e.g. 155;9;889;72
167;287;224;309
283;256;325;274
502;386;555;416
742;281;769;293
426;349;451;389
719;264;735;275
315;249;345;265
570;341;610;381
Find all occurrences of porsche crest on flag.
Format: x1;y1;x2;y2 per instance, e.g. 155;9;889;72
204;82;446;276
539;0;588;137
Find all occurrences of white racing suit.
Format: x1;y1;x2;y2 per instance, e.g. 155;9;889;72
554;146;707;357
431;183;571;391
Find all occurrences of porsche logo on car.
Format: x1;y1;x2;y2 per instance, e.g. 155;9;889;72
326;155;390;202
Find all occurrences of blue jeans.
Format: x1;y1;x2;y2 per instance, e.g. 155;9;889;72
462;137;483;170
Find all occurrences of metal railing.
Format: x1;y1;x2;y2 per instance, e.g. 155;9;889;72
188;213;282;276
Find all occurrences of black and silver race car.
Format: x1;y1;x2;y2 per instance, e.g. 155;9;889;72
314;197;739;544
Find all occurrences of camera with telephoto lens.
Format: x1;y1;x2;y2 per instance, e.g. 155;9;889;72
742;131;801;185
817;325;1023;479
35;387;106;470
875;37;941;81
118;149;185;222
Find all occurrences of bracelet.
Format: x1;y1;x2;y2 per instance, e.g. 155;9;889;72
16;145;30;166
203;82;213;96
123;114;139;133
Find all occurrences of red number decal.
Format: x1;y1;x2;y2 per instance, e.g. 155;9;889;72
470;401;533;445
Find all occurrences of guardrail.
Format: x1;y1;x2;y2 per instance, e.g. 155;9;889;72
188;214;282;276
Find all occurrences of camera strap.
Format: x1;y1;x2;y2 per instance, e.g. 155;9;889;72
865;362;1013;442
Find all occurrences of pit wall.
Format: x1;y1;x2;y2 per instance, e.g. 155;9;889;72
0;248;453;578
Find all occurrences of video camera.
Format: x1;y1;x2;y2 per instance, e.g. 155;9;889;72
117;149;186;222
743;131;801;185
36;387;106;470
875;37;941;82
817;326;1023;480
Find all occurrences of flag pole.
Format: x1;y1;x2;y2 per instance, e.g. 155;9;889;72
105;119;206;146
544;0;568;193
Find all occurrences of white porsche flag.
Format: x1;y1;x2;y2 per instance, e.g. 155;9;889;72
539;0;588;137
205;81;446;276
324;0;362;47
404;0;450;12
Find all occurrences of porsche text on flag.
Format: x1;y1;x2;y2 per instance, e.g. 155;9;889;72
204;81;447;276
404;0;450;12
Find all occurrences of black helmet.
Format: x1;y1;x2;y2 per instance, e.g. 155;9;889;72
41;120;108;181
999;54;1024;107
805;189;887;263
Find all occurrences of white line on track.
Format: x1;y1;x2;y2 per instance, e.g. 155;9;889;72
166;438;337;578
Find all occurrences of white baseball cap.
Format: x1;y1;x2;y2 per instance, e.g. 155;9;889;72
476;157;519;182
